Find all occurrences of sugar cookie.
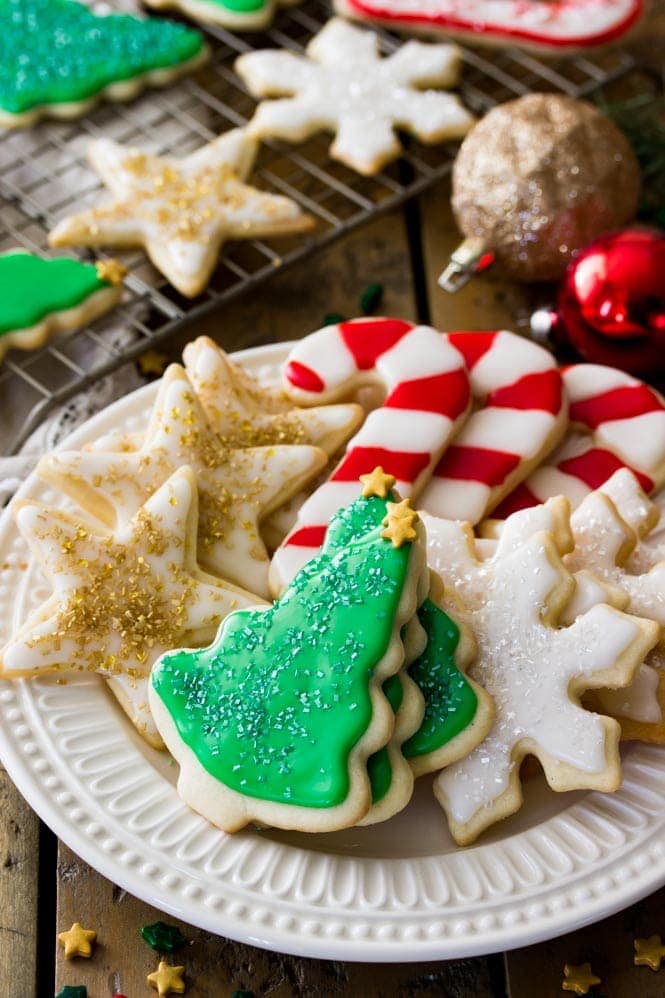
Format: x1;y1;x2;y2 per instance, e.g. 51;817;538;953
49;129;313;297
334;0;643;53
150;487;429;833
236;19;474;176
146;0;299;32
424;508;658;845
38;364;327;599
0;252;124;361
0;0;208;128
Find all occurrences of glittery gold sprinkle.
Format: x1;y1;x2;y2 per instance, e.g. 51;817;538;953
95;258;127;286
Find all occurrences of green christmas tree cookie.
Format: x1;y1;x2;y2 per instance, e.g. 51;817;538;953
0;251;125;361
0;0;208;127
149;485;428;833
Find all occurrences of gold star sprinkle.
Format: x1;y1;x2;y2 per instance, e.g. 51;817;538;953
561;963;601;995
148;961;186;996
359;466;396;499
138;349;169;377
381;497;418;548
634;935;665;970
57;922;97;959
95;258;127;286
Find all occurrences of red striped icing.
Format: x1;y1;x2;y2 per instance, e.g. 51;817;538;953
489;369;562;414
339;318;414;370
492;482;542;519
286;525;328;548
285;360;324;393
447;330;497;370
570;384;664;429
432;445;521;486
384;369;470;418
331;445;431;484
558;448;654;493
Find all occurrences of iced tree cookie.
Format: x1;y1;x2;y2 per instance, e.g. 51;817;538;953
236;19;474;176
150;487;429;832
0;467;263;745
49;129;313;297
0;252;124;361
38;364;327;599
146;0;299;32
424;508;658;845
0;0;208;128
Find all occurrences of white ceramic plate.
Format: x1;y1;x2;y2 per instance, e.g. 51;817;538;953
1;342;665;962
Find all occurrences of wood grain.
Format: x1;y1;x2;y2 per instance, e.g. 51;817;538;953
0;766;39;998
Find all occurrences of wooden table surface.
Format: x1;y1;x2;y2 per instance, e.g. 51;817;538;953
2;36;665;995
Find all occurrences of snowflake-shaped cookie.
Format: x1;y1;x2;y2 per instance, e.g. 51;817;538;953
424;508;657;845
49;129;312;297
235;18;474;176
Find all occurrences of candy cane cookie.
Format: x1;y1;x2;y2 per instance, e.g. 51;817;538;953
270;317;471;591
419;330;566;523
493;364;665;519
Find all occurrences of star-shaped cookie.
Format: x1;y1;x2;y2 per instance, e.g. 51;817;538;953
182;335;363;453
0;467;260;682
38;364;327;598
236;18;474;175
49;128;313;297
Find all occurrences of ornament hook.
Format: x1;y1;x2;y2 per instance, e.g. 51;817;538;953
438;237;493;293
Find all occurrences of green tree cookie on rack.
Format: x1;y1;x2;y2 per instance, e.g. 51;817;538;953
145;0;299;33
0;252;125;362
0;0;208;128
149;478;429;833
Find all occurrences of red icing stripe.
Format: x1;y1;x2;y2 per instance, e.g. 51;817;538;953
332;446;431;484
492;483;542;518
488;369;562;415
433;445;521;486
285;360;324;393
384;369;470;419
446;331;497;371
339;318;414;370
286;525;327;548
570;384;663;429
558;448;654;493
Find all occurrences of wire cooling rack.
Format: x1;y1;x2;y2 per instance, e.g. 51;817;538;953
0;0;644;453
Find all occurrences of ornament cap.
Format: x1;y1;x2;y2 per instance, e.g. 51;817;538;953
438;237;490;293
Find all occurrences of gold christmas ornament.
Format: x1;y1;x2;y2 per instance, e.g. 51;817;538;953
440;93;640;289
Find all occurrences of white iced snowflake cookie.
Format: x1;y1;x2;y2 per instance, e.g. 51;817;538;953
424;508;658;845
49;129;313;297
235;19;474;176
38;364;327;599
0;467;265;745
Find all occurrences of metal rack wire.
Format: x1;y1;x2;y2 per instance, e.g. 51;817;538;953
0;0;643;453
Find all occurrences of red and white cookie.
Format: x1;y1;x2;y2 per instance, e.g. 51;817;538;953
334;0;644;52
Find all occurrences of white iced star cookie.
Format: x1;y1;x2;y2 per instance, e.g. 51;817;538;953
424;507;658;845
38;364;327;599
235;18;474;176
49;128;313;297
0;467;264;745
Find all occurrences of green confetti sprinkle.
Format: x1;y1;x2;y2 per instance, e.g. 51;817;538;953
141;920;186;953
359;282;383;315
322;312;345;326
55;987;87;998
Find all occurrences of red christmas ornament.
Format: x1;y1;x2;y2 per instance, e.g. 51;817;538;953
553;228;665;373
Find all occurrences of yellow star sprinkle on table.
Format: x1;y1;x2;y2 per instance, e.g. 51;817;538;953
148;960;186;996
381;497;418;548
634;934;665;970
57;922;97;959
561;962;601;995
50;129;312;297
360;466;396;499
138;348;169;376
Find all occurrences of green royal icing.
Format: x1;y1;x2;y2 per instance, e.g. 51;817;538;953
0;253;110;335
367;673;403;804
0;0;204;115
152;494;413;810
209;0;266;12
